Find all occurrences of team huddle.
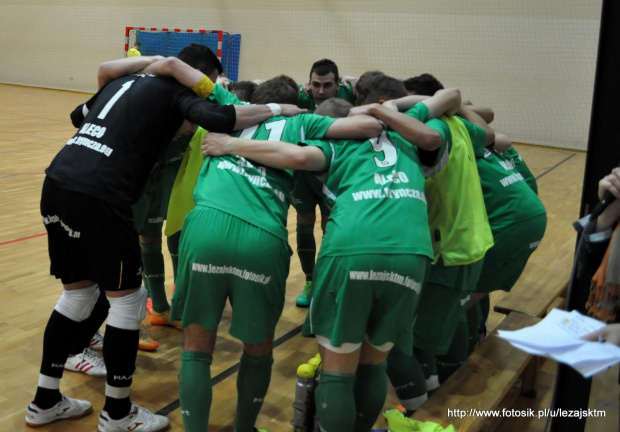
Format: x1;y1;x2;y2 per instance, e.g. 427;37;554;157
25;44;546;432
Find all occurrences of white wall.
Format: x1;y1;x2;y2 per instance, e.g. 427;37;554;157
0;0;602;149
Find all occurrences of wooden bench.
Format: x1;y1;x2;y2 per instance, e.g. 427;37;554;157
412;312;541;431
493;267;568;318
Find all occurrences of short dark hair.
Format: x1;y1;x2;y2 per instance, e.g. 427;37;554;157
251;75;299;105
228;81;258;102
355;71;385;105
134;41;141;48
177;43;223;77
357;74;408;105
402;73;444;96
310;59;339;83
314;98;353;118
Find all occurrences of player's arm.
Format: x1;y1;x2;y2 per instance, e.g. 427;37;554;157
323;115;383;140
387;88;462;119
97;56;164;89
340;74;358;88
232;104;307;130
456;105;495;146
142;56;216;98
463;99;495;124
351;104;441;151
493;132;512;153
201;133;326;171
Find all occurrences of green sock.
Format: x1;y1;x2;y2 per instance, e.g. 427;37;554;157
354;362;387;432
437;313;469;383
167;232;181;282
140;240;169;312
387;349;427;414
296;224;316;280
315;371;356;432
179;351;212;432
234;352;274;432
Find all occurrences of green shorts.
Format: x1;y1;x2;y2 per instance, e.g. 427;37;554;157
170;207;291;344
291;171;330;215
132;160;181;237
302;253;430;355
413;257;484;355
475;214;547;293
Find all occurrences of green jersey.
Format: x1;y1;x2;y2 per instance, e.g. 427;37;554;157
502;146;538;194
306;130;435;259
477;147;546;230
193;114;336;241
298;83;357;112
165;85;248;235
209;83;249;106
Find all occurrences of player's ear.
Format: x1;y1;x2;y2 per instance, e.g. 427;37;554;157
378;98;386;104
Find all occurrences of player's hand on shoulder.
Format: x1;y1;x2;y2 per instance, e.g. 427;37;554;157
348;103;381;117
300;83;311;98
217;74;230;90
340;75;358;89
279;104;308;117
381;100;398;112
202;133;234;157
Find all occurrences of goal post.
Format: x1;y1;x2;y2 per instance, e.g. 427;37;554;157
125;27;241;81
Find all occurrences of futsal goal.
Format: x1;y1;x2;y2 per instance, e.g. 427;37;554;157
125;27;241;81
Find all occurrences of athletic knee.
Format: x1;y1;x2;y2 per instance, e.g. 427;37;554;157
106;286;147;330
54;284;100;322
183;324;216;353
243;334;274;357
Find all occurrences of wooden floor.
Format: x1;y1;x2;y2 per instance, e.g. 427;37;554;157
0;84;617;431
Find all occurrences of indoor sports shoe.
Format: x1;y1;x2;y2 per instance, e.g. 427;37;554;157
65;347;107;377
98;403;170;432
295;281;313;308
90;330;104;350
150;310;181;329
25;394;92;427
253;428;269;432
138;324;160;351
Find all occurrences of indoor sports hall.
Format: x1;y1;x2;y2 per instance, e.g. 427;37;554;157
0;1;618;431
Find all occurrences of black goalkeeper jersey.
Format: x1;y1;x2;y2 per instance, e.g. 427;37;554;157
46;73;236;206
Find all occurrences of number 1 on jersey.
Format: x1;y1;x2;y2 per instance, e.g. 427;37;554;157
97;80;135;120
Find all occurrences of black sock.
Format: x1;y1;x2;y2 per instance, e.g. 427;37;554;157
34;310;81;408
102;324;139;419
68;291;109;355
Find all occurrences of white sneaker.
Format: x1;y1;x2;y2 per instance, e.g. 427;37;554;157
65;347;107;377
90;330;104;350
25;394;92;427
98;403;170;432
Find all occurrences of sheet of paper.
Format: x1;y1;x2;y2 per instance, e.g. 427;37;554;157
497;309;620;377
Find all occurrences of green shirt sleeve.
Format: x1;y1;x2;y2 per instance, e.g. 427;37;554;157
404;103;430;122
419;118;450;171
303;139;333;174
301;114;337;140
210;83;247;106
